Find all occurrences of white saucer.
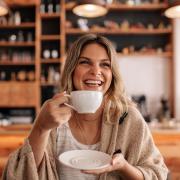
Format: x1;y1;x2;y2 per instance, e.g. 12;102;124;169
59;150;111;170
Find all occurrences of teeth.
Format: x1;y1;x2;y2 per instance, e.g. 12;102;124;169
85;80;102;85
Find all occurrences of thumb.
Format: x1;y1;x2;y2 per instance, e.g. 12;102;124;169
111;154;120;166
112;153;125;166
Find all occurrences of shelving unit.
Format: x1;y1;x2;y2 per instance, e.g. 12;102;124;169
37;0;65;106
65;28;172;34
65;1;172;55
0;4;37;122
0;0;174;120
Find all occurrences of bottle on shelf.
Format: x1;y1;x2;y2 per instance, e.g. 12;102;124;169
51;49;59;59
9;34;17;42
48;66;55;83
55;0;60;13
11;72;16;81
0;71;6;81
54;71;60;83
8;13;14;25
17;31;24;42
157;96;171;123
47;0;54;13
40;0;46;13
14;11;21;25
41;69;46;83
43;49;51;59
0;16;7;25
27;32;33;42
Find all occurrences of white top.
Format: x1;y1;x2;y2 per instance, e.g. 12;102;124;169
56;122;100;180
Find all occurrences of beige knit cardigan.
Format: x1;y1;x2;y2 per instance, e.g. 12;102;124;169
2;107;168;180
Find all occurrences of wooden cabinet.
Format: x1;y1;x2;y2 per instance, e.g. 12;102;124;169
0;125;31;177
152;130;180;179
0;82;37;107
0;4;38;118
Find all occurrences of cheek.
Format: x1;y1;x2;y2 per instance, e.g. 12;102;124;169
72;68;83;87
73;68;82;81
105;72;113;89
107;71;113;83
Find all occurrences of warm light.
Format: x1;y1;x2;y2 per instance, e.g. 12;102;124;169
72;1;108;18
0;0;8;16
165;3;180;18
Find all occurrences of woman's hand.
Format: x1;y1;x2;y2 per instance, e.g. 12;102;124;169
33;92;72;132
82;153;144;180
82;153;127;175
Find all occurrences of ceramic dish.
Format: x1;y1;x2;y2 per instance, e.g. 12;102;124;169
59;150;111;170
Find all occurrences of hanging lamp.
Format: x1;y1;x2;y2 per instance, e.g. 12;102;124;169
165;0;180;18
72;0;108;18
0;0;8;16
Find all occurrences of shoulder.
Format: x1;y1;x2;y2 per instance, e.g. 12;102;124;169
119;106;150;137
121;106;145;126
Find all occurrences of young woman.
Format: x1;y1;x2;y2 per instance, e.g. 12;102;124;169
2;34;168;180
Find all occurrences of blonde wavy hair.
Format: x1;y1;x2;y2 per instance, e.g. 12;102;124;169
61;34;133;123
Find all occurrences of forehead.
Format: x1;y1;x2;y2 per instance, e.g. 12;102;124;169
80;43;109;59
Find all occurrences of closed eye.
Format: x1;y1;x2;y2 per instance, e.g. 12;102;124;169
101;62;110;67
78;60;90;64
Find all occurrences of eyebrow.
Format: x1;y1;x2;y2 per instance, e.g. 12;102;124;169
79;56;110;62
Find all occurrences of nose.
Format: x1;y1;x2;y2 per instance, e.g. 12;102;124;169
89;64;102;76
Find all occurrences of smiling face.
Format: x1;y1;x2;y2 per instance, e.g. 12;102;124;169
73;43;112;94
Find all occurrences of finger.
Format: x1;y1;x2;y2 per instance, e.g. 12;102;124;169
111;153;124;165
52;92;66;99
53;104;73;114
82;166;111;175
52;95;69;107
53;108;72;117
52;111;71;123
54;114;71;125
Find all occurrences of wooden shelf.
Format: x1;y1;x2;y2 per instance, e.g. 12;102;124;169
0;42;35;47
66;28;172;35
40;13;60;19
0;81;36;84
40;35;61;41
6;1;37;7
0;104;36;108
65;2;168;11
108;3;168;10
0;124;32;134
0;61;35;66
0;23;35;29
41;58;60;64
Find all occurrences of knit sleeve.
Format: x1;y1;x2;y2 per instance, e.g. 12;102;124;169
127;107;169;180
2;133;58;180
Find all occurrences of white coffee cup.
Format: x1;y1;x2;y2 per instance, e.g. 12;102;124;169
64;90;103;114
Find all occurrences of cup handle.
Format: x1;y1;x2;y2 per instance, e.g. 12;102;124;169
63;94;76;111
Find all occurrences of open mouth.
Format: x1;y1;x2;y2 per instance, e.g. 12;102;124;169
84;80;104;87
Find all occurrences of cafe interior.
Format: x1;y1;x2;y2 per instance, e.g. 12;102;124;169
0;0;180;179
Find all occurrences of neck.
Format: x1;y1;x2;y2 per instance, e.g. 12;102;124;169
74;109;103;129
69;110;103;145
